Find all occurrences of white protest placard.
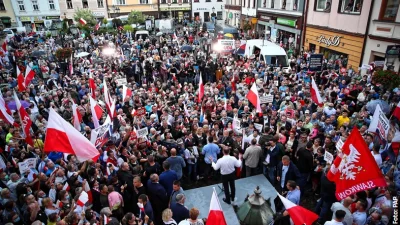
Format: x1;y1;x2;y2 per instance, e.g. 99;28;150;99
115;78;128;86
259;94;274;104
368;105;390;140
217;39;234;52
254;123;263;133
324;151;334;164
18;158;37;174
336;139;344;151
137;127;149;138
90;122;111;148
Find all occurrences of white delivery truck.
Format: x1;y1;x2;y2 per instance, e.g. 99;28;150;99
155;19;174;34
243;39;290;73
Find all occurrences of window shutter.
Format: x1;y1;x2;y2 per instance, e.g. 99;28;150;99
178;0;182;4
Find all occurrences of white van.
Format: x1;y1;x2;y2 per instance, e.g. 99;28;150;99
135;30;149;40
244;39;290;73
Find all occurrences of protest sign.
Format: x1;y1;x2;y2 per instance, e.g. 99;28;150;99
90;122;111;148
336;139;344;151
137;127;149;138
254;123;263;133
324;151;334;164
260;95;274;104
136;107;146;117
18;158;37;174
115;78;128;86
309;54;323;71
368;105;389;140
217;39;234;52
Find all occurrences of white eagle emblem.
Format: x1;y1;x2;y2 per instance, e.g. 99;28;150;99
337;144;362;180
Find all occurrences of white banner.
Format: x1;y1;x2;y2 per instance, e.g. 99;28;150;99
368;105;390;140
137;127;149;138
115;78;127;86
260;94;274;104
18;158;37;174
324;151;334;164
90;122;111;148
217;39;234;52
254;123;263;133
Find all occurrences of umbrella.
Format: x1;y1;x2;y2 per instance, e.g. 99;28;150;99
31;51;46;57
366;99;390;114
181;45;193;51
75;52;90;58
8;100;30;110
224;33;234;38
156;32;163;37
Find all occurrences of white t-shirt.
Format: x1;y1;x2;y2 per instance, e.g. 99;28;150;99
324;220;344;225
372;152;382;167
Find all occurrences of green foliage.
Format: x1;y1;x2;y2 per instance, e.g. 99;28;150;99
112;18;123;28
62;19;69;33
102;18;108;25
46;32;51;38
128;11;145;25
243;23;251;31
372;69;400;91
73;8;96;26
123;25;133;32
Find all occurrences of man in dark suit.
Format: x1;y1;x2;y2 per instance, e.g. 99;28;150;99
170;193;190;224
276;156;301;193
147;173;168;225
159;161;178;198
138;194;154;222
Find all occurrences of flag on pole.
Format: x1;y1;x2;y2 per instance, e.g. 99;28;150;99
62;182;70;191
89;96;103;128
277;193;318;225
310;77;323;106
88;73;96;99
246;82;261;113
207;187;227;225
72;103;82;131
14;92;33;146
24;66;35;88
122;85;132;102
43;108;100;162
95;21;101;31
79;18;87;25
17;66;26;92
198;74;204;103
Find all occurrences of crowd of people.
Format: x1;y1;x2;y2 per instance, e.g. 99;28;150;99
0;24;398;225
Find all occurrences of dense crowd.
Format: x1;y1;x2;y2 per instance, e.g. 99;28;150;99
0;25;398;225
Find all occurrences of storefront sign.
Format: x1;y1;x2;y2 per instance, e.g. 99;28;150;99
46;16;60;20
309;54;323;71
259;16;270;21
277;18;296;27
251;18;258;24
161;7;190;11
19;17;31;22
196;8;208;10
93;12;105;17
317;35;341;47
229;12;233;19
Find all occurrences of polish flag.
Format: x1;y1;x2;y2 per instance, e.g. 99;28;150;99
131;108;137;117
310;77;323;106
76;191;89;207
62;182;70;191
246;82;261;113
207;187;227;225
14;92;33;146
56;200;63;209
88;73;96;99
277;193;318;225
95;21;101;31
392;101;400;120
122;85;132;102
137;202;145;218
43;108;100;162
24;66;35;88
231;76;236;92
69;55;73;76
0;90;11;116
72;103;82;131
198;74;204;103
79;18;87;25
0;96;16;127
17;67;26;92
103;79;116;119
89;96;103;128
172;73;177;81
1;40;6;53
184;103;190;117
83;181;93;203
104;215;111;224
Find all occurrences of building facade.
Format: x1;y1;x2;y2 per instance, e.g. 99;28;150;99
362;1;400;72
159;0;191;22
192;0;224;24
106;0;159;18
304;0;372;71
11;0;62;30
240;0;256;32
0;0;18;28
257;0;306;51
225;0;241;27
59;0;108;22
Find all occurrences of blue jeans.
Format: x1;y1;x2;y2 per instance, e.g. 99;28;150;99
187;162;197;180
315;199;334;223
264;165;276;186
298;172;310;193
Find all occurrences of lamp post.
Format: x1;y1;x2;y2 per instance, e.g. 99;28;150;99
386;46;399;71
168;3;172;19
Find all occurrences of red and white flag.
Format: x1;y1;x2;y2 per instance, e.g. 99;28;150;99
310;77;323;106
207;187;227;225
277;193;318;225
72;103;82;131
224;98;228;111
17;66;25;92
43;108;100;162
83;181;93;203
198;74;204;103
184;103;190;117
103;79;116;119
76;191;89;207
103;215;111;224
231;76;236;92
1;40;7;53
56;200;63;209
95;21;101;31
69;55;73;76
79;18;87;26
88;73;96;99
0;90;12;116
24;66;35;88
89;96;103;128
327;127;387;200
62;182;70;191
122;85;132;102
14;92;33;146
392;101;400;120
246;82;261;113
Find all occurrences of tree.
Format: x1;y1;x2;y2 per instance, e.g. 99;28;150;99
128;11;145;25
73;8;96;26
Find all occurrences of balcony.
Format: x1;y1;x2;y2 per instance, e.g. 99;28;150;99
370;20;400;40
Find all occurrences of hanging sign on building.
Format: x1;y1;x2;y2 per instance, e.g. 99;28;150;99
317;35;342;47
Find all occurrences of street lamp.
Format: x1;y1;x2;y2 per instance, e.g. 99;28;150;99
168;3;172;18
212;7;215;12
386;46;399;71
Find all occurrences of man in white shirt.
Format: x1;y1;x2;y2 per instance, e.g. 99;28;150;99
331;197;353;225
210;148;242;205
324;210;346;225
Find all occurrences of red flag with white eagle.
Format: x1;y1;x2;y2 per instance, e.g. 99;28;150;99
72;103;82;131
310;77;323;106
79;18;87;26
89;96;103;128
17;66;26;92
198;73;204;103
277;193;318;225
122;85;132;102
43;108;100;162
14;92;33;146
246;82;261;113
89;73;96;99
24;66;35;88
207;187;227;225
327;127;387;200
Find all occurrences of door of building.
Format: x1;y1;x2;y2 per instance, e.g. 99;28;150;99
204;12;210;22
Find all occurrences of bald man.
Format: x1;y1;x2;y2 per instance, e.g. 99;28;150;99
331;197;353;225
166;148;186;180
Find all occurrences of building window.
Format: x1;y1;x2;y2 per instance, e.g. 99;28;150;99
0;0;5;11
379;0;399;21
116;0;126;4
49;0;55;9
339;0;362;14
206;0;211;2
140;0;148;3
193;0;199;2
82;0;88;8
17;1;25;11
97;0;104;7
315;0;331;12
66;0;73;9
183;0;188;2
173;0;177;3
32;0;39;10
217;11;222;20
